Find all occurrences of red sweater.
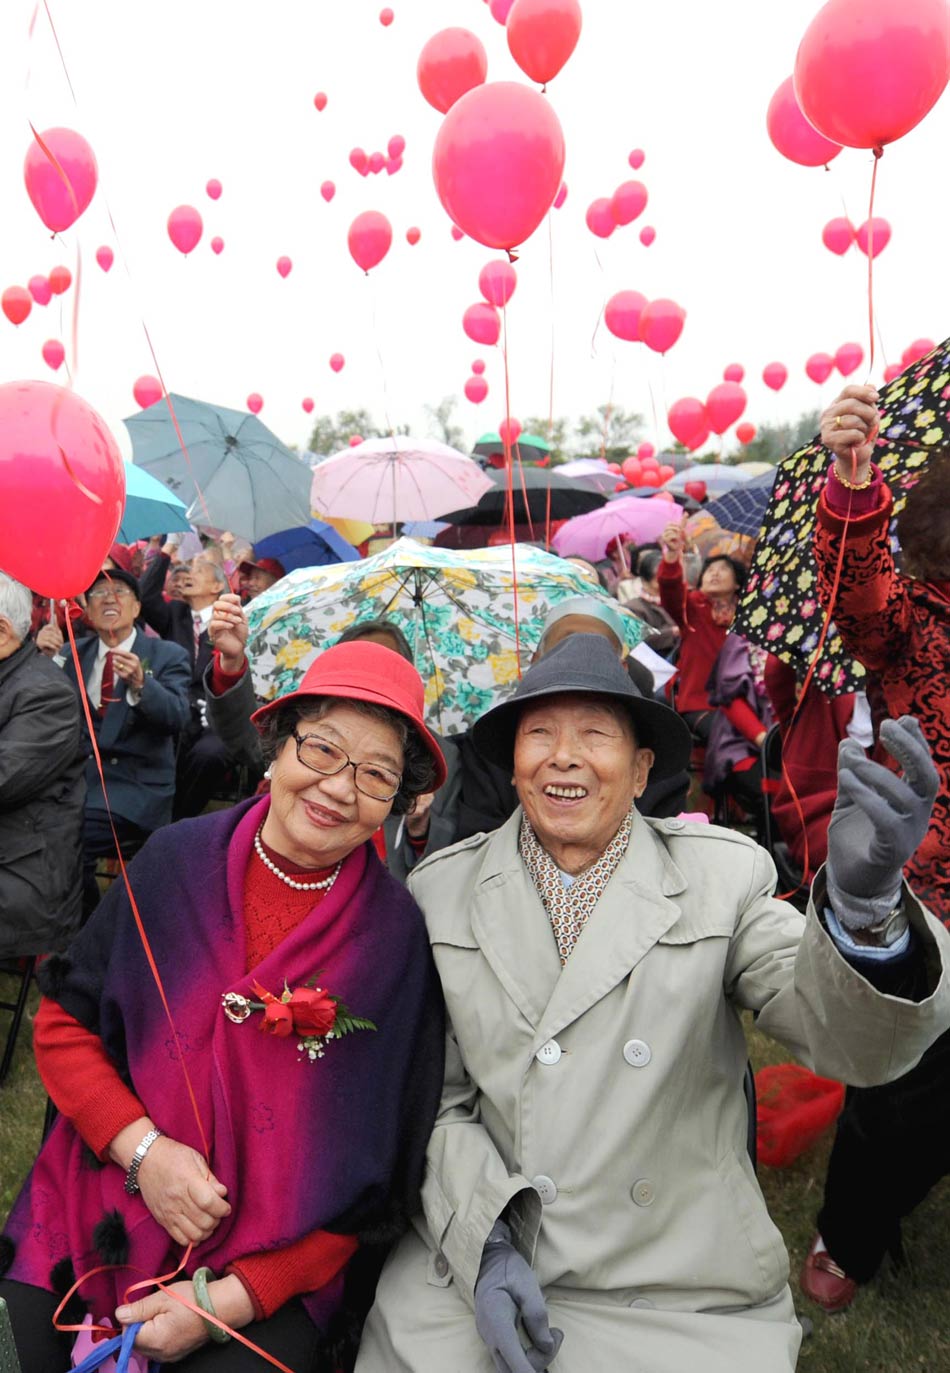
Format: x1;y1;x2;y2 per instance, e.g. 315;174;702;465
33;838;359;1321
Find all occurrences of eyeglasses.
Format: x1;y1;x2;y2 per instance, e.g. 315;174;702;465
291;729;402;801
88;585;135;601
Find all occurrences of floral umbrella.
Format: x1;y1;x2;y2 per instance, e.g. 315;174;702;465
245;537;646;735
734;337;946;694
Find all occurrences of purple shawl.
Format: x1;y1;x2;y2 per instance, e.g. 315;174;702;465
3;798;444;1327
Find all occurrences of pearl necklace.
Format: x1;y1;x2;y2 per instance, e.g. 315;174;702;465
253;826;342;892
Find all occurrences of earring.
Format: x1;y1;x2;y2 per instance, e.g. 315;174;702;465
263;767;272;780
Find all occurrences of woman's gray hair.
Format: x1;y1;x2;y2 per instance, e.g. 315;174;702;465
0;572;34;642
256;696;438;815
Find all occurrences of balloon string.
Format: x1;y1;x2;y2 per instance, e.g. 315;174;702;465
368;273;396;441
547;210;556;445
501;304;521;674
41;0;78;100
865;148;883;378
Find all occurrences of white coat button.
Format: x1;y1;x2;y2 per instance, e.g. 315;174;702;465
536;1040;562;1065
433;1253;449;1278
630;1297;655;1309
532;1175;558;1204
632;1179;655;1207
623;1038;652;1068
665;818;685;831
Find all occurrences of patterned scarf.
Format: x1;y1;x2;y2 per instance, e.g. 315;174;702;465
519;807;635;965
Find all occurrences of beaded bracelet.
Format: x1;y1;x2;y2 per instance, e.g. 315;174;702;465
192;1267;231;1344
834;465;873;491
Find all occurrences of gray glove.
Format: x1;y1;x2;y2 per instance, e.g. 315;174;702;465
826;715;938;928
474;1219;564;1373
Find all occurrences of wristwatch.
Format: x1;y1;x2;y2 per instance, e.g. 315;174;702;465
124;1128;163;1196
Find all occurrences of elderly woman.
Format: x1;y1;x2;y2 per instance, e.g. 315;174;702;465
0;641;446;1372
355;633;950;1373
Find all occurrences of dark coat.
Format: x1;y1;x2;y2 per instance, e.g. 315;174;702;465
138;553;214;741
0;641;85;956
62;630;191;833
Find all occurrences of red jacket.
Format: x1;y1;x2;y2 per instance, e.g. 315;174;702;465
657;558;725;713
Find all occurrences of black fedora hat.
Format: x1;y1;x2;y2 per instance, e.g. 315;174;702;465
472;633;692;782
85;567;141;599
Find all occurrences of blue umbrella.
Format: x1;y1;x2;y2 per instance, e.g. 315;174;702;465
117;462;191;542
705;470;777;537
252;520;359;572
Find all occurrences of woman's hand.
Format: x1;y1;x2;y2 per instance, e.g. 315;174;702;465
116;1280;210;1363
820;384;879;482
208;593;248;673
660;522;685;563
136;1136;232;1246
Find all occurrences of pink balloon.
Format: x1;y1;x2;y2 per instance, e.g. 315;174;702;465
23;127;98;232
640;470;661;487
41;339;65;371
723;363;745;383
471;359;486;375
499;417;522;445
247;393;264;414
489;0;515;21
349;147;368;175
835;341;864;376
883;362;904;382
2;288;32;327
628;149;645;170
406;226;421;245
465;375;489;403
379;7;394;25
611;180;648;226
705;382;747;435
686;427;710;454
553;181;568;209
637;442;655;460
330;354;345;373
276;256;293;278
321;180;336;203
639;456;659;471
48;265;71;296
506;0;583;85
766;75;842;166
432;82;565;251
133;375;162;409
463;302;501;346
822;217;855;255
167;204;203;255
347;211;393;273
855;218;891;257
667;397;707;445
302;397;315;413
210;236;224;255
28;275;52;306
902;338;935;366
606;462;622;474
639;299;686;355
762;362;788;392
417;28;488;113
368;151;386;175
735;422;757;445
451;225;465;241
95;245;114;273
313;92;328;111
794;0;950;149
206;178;222;200
604;290;647;343
657;464;675;483
638;225;655;247
586;197;615;238
479;260;517;308
621;457;642;484
388;135;406;160
805;352;835;384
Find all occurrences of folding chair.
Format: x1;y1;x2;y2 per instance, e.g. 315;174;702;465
0;957;37;1086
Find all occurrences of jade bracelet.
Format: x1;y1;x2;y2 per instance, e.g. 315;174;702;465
191;1267;231;1344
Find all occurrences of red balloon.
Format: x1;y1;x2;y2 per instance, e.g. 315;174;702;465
23;127;98;233
93;247;114;276
835;341;864;377
902;338;936;366
639;455;659;471
471;359;486;375
735;422;757;445
686;427;710;453
42;339;65;371
705;382;747;435
652;490;676;503
614;481;628;494
606;462;622;474
418;28;488;113
2;287;31;326
210;236;224;255
604;290;647;343
463;302;501;345
347;211;392;273
657;464;675;483
432;82;565;251
368;151;385;175
465;375;489;403
313;92;328;111
479;260;517;307
379;8;394;25
247;393;264;414
506;0;583;84
637;442;655;460
133;375;163;408
640;470;661;487
276;256;293;279
321;181;336;202
684;479;707;502
490;0;515;20
794;0;950;149
386;158;402;176
167;204;203;255
621;457;642;484
349;148;368;175
586;198;615;238
48;265;72;296
330;353;345;373
667;397;707;446
639;299;686;354
206;178;222;200
302;398;315;413
388;134;406;160
0;380;124;597
638;225;656;247
28;275;51;306
883;362;904;382
628;149;645;170
766;76;842;166
610;180;648;226
499;418;522;446
406;225;421;245
723;363;744;384
349;435;364;447
805;352;835;384
822;217;855;255
762;361;788;391
855;218;891;258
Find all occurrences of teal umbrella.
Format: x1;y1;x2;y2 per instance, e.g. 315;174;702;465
117;462;191;542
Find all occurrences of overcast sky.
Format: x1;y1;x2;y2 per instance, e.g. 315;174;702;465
0;0;947;459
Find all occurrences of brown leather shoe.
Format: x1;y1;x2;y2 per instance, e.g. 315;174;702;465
800;1235;858;1313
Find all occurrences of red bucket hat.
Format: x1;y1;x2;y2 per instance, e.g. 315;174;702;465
251;641;447;789
239;557;286;581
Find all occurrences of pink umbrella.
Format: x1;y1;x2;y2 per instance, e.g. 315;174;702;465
552;496;677;560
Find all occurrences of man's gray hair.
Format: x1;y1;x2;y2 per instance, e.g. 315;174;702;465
193;558;229;590
0;572;34;642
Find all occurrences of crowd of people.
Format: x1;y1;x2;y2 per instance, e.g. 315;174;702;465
0;383;947;1372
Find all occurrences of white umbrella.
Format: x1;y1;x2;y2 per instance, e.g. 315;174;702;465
554;459;620;494
310;436;493;528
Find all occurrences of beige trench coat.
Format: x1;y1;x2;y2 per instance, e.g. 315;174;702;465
356;810;950;1373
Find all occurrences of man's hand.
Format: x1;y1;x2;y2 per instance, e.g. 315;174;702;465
208;593;248;673
111;650;145;692
820;384;879;482
475;1221;563;1373
36;623;64;656
660;521;685;563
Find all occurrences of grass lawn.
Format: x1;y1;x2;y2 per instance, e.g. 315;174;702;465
2;973;950;1368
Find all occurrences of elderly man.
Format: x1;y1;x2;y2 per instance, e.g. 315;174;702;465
355;634;950;1373
63;569;190;915
0;573;85;958
237;555;286;600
